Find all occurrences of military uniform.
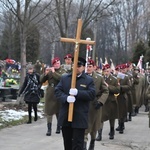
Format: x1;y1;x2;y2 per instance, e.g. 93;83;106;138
117;74;130;133
61;64;72;73
145;85;150;127
126;71;133;120
131;70;139;114
85;72;109;140
102;74;120;122
144;72;150;111
100;64;120;140
134;72;145;112
40;57;66;136
61;54;72;73
41;67;66;115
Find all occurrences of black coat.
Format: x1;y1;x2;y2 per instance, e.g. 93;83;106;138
19;72;41;104
55;72;96;129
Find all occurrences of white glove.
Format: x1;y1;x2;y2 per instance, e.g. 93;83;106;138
67;96;76;103
69;88;78;96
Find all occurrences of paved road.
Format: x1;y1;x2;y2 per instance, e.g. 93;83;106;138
0;107;150;150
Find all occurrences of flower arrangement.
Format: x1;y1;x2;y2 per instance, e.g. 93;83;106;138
12;69;18;73
5;79;18;85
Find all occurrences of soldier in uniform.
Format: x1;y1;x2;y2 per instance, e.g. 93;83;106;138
62;54;72;73
97;64;120;140
116;64;131;134
144;66;150;112
84;59;109;150
125;63;134;121
145;84;150;127
134;67;145;114
40;57;66;136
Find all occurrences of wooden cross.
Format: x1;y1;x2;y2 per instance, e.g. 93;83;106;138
60;19;95;122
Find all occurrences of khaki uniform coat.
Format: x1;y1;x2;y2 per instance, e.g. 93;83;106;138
145;85;150;127
135;73;145;107
144;73;150;106
146;85;150;104
102;74;120;122
40;67;66;115
117;75;130;120
126;72;133;113
85;72;109;134
131;71;139;105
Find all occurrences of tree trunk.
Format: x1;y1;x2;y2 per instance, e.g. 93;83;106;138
20;28;27;86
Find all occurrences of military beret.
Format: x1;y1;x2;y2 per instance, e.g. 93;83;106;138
126;62;131;68
87;59;95;66
64;54;72;59
102;64;110;70
52;57;60;65
115;65;120;71
120;64;126;69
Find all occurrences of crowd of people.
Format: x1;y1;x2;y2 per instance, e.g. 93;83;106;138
17;54;150;150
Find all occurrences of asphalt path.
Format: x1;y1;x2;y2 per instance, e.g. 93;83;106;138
0;106;150;150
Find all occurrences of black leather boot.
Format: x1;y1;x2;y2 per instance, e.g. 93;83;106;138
115;121;120;131
124;115;128;122
128;113;132;121
145;106;149;112
46;123;52;136
56;126;61;134
95;129;102;141
83;141;87;150
88;139;95;150
34;112;38;121
135;106;139;114
131;110;136;116
27;112;32;124
109;127;114;139
119;122;124;134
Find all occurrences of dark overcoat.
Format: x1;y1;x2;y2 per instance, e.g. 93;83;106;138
55;72;96;129
40;67;66;115
102;74;120;122
19;72;41;104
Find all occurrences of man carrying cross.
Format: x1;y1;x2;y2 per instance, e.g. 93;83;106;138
55;19;96;150
55;57;95;150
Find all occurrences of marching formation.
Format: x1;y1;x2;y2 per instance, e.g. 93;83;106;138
16;53;150;150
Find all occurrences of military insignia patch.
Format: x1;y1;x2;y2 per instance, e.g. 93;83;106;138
80;84;87;87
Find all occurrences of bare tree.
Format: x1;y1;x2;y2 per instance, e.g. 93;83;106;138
110;0;150;61
0;0;54;85
50;0;116;54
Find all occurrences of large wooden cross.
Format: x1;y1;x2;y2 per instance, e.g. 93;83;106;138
60;19;95;122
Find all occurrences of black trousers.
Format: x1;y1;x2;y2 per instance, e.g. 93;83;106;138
62;126;85;150
27;103;37;117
